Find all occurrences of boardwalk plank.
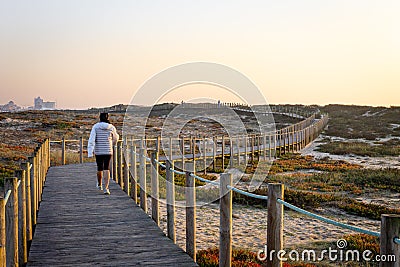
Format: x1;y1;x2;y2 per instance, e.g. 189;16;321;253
28;163;197;266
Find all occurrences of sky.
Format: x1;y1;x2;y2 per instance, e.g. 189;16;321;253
0;0;399;109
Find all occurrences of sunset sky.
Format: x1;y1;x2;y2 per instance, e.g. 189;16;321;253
1;0;399;109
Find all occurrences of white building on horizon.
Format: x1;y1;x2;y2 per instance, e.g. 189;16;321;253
34;96;56;110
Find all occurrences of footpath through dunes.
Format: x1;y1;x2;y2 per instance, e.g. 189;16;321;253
28;163;198;267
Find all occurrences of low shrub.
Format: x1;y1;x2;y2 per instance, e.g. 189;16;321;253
338;200;400;220
317;141;400;157
196;247;316;267
343;233;379;257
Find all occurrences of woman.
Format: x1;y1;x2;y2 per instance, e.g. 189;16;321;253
88;112;119;195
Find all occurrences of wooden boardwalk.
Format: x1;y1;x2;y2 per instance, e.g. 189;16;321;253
28;163;197;266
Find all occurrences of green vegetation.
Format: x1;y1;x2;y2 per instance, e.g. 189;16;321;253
320;105;400;140
196;247;316;267
233;154;400;220
343;233;379;256
197;247;263;267
317;140;400;157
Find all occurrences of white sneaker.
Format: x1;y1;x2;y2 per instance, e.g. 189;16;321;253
96;183;103;190
104;188;110;195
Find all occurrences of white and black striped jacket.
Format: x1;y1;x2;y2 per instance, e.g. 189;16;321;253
87;122;119;157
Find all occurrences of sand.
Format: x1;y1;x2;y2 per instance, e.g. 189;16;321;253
301;135;400;169
145;199;381;253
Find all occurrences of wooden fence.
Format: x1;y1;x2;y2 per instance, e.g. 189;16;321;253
0;139;50;267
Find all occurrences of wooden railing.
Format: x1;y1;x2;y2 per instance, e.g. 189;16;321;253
0;139;50;267
112;117;400;267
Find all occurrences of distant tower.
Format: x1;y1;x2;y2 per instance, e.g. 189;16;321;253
34;97;44;110
33;96;56;110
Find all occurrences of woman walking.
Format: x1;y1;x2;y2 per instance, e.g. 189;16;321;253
88;112;119;194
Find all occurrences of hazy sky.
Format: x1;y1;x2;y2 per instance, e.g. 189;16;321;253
1;0;399;109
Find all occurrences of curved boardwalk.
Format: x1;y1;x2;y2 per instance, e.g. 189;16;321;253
28;163;197;266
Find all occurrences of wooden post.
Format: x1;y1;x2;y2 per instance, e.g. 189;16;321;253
268;135;272;160
112;144;116;181
263;134;267;161
156;136;160;154
181;137;185;172
222;136;225;170
203;137;207;174
150;151;159;225
16;170;27;264
305;127;309;146
169;137;173;163
219;173;232;267
139;147;147;212
0;198;5;267
34;152;39;214
117;141;123;187
236;136;241;165
123;152;129;195
267;183;284;267
212;137;217;171
24;162;32;242
79;136;84;164
380;215;400;267
292;129;296;151
5;177;18;267
278;130;282;156
61;136;66;165
47;138;51;170
28;156;37;226
185;163;196;261
166;160;176;243
192;137;196;164
38;146;43;202
130;142;138;203
251;135;255;161
244;136;248;163
189;136;193;156
229;137;233;168
283;130;286;154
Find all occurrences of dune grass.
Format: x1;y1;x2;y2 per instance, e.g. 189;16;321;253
317;141;400;157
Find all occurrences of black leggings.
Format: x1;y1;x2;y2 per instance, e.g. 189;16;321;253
95;155;112;171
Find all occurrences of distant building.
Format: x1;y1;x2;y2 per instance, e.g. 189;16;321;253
0;101;21;112
34;97;56;110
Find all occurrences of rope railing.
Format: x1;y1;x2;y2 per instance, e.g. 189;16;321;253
227;185;269;201
152;155;386;240
153;155;383;239
276;198;381;237
190;173;219;186
170;168;186;175
141;152;398;266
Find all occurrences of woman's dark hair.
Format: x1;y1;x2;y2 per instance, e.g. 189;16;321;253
99;112;110;123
